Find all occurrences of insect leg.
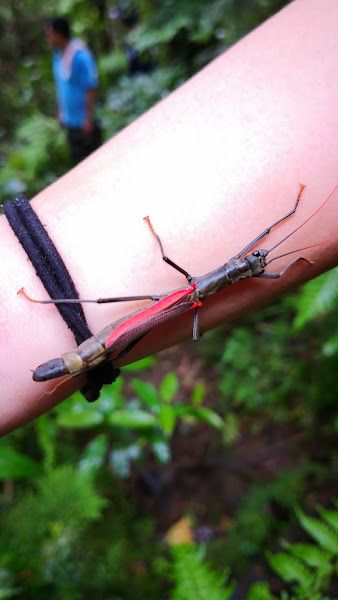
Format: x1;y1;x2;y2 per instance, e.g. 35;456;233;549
256;256;312;278
144;216;192;282
18;287;161;305
192;306;201;341
236;184;306;258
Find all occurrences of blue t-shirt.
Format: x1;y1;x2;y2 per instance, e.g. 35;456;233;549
52;43;98;128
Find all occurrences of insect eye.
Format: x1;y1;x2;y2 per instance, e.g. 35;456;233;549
253;250;260;257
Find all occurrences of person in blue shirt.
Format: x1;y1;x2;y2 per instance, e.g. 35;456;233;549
46;17;102;164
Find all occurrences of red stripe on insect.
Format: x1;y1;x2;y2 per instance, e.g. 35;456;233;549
104;284;196;350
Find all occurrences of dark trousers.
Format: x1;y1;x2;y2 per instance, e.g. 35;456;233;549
66;123;102;164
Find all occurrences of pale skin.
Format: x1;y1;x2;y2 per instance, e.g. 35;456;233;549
0;0;337;436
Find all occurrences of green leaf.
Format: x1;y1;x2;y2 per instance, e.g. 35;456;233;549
160;372;179;403
130;378;159;408
171;545;235;600
181;406;224;429
322;332;338;357
267;551;313;588
35;413;56;470
53;391;84;412
152;440;171;464
98;375;125;409
282;541;331;569
293;267;338;329
223;412;239;445
246;582;276;600
78;434;109;473
0;585;21;599
109;444;142;478
97;49;127;76
191;382;205;406
295;508;338;553
130;14;191;53
107;409;157;429
56;410;103;429
4;466;106;555
0;447;40;480
317;505;338;533
159;404;176;436
122;356;156;371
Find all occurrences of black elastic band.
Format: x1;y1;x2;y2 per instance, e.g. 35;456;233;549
4;193;119;401
4;193;92;344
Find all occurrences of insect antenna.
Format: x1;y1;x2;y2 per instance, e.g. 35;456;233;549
266;236;338;265
266;183;337;257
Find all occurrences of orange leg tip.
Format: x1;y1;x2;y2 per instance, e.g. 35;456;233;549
143;215;155;234
17;288;36;302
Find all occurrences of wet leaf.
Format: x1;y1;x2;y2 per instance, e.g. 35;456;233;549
107;409;157;429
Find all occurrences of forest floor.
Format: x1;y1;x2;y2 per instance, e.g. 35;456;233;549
125;342;338;597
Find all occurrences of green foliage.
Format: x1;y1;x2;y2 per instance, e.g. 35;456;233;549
211;464;316;574
0;114;70;200
4;465;106;552
55;364;222;436
293;268;338;330
170;544;235;600
1;461;337;600
97;49;128;81
77;433;109;474
128;0;289;72
215;317;301;416
265;504;338;600
0;3;55;141
1;465;106;592
0;445;40;480
246;582;276;600
0;0;290;199
1;2;337;598
217;319;303;413
268;552;314;590
294;508;338;554
0;464;167;599
100;66;185;138
170;503;338;600
51;362;223;477
197;280;338;420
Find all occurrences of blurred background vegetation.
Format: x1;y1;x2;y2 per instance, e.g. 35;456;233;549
1;1;337;598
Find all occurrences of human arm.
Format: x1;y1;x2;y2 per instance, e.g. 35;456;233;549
0;0;337;436
79;49;98;133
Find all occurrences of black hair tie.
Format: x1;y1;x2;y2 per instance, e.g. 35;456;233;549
3;193;119;401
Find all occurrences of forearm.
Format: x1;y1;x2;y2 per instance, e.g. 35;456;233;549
0;0;337;436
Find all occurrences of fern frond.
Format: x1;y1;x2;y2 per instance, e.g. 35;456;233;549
281;541;331;570
246;581;276;599
4;466;107;560
171;544;235;600
266;551;313;589
316;505;338;533
295;508;338;554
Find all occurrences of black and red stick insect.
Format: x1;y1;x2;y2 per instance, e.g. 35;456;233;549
20;183;337;389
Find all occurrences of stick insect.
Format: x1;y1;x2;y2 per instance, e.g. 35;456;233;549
21;183;337;387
